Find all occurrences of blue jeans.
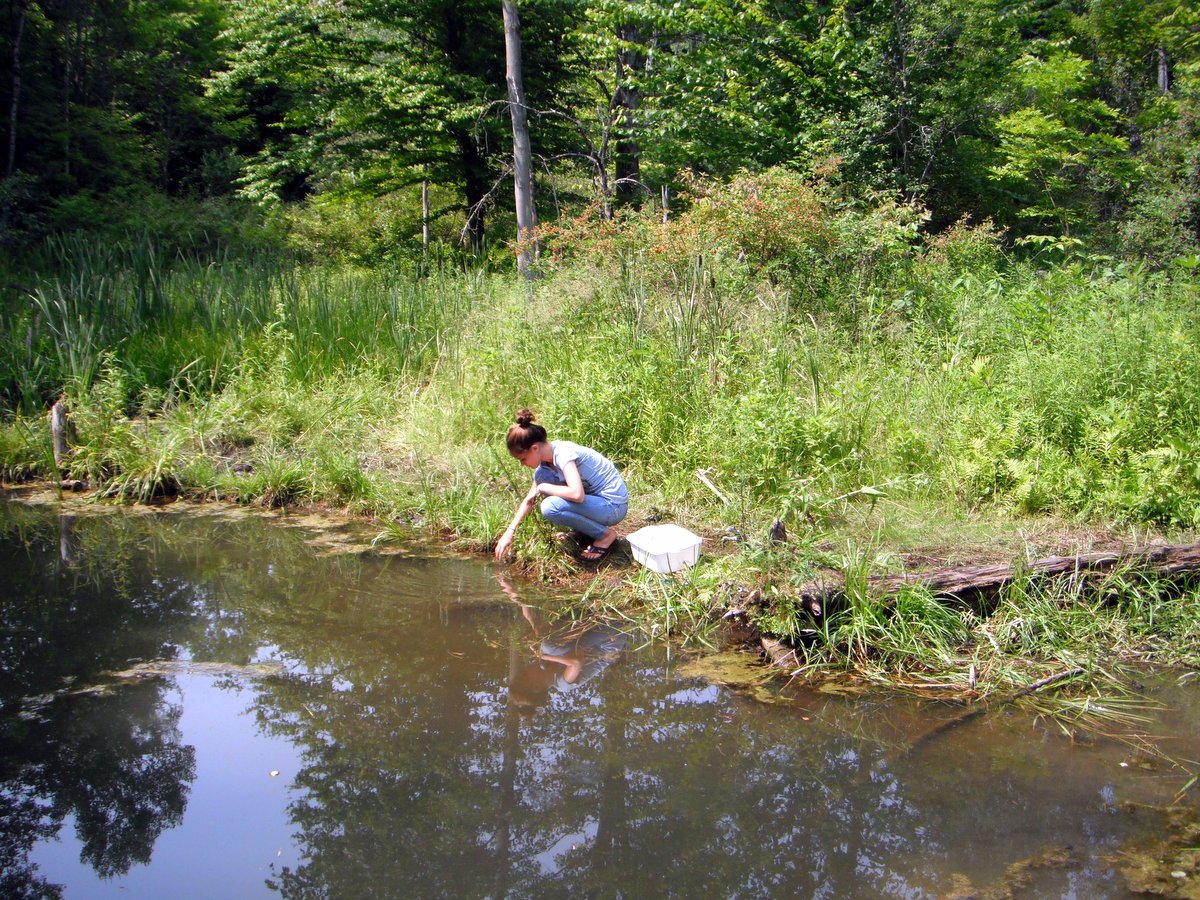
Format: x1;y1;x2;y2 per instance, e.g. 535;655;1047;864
540;495;628;542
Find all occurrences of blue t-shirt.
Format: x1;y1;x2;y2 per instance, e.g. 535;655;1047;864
534;440;628;504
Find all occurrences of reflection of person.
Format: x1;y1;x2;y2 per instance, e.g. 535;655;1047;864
493;408;628;564
509;629;626;712
497;573;626;713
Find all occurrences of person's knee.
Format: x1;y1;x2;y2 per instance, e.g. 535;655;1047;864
540;496;567;523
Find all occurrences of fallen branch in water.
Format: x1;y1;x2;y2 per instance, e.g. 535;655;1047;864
896;667;1086;760
760;636;799;670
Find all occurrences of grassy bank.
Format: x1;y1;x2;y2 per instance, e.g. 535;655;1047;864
3;173;1199;696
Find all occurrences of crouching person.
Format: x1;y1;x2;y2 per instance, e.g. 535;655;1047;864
494;408;628;564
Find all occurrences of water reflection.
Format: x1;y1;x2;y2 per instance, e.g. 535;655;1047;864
1;500;1197;898
500;573;628;714
1;504;199;899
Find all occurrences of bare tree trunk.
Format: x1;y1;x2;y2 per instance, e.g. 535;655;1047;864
502;0;537;277
614;23;643;208
6;0;30;178
62;19;73;179
421;180;430;251
889;0;913;196
458;131;488;254
60;514;77;564
1157;46;1171;94
51;398;71;473
596;162;612;220
493;644;521;898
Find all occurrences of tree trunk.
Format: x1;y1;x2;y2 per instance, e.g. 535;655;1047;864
421;180;430;251
51;398;71;473
613;23;643;208
1157;46;1170;94
890;0;913;195
502;0;537;277
458;130;487;254
62;18;74;179
6;0;30;178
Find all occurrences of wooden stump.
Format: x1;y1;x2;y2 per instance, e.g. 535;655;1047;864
50;398;71;473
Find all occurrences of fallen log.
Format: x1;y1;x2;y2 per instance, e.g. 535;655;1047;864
756;542;1200;674
791;541;1200;615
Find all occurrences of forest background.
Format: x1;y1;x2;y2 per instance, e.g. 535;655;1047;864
2;0;1200;678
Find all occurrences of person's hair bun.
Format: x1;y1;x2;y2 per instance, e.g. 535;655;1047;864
506;407;547;455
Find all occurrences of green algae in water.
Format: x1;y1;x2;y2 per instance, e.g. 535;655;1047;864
943;845;1077;900
1118;808;1200;899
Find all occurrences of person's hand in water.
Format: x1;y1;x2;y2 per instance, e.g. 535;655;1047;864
495;486;539;560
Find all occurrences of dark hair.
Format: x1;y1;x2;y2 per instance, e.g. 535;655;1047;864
506;408;548;455
509;661;556;711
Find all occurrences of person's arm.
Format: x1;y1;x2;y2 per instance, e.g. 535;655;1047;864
532;459;585;503
497;573;542;632
494;481;540;560
537;652;584;683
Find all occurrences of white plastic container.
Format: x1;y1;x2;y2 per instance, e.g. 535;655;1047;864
626;524;703;574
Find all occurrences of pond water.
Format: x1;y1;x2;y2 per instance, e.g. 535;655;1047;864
2;497;1198;899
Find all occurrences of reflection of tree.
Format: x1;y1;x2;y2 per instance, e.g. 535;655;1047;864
0;502;458;891
0;785;63;900
49;687;195;876
241;585;843;895
255;600;514;898
1;683;197;885
0;507;200;887
250;599;1144;899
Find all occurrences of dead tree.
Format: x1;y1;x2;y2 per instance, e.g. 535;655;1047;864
503;0;537;276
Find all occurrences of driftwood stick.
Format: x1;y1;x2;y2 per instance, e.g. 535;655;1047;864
898;667;1086;760
1001;667;1086;700
760;637;799;670
694;468;732;505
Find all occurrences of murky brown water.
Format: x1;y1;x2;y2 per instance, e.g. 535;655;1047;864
2;497;1198;898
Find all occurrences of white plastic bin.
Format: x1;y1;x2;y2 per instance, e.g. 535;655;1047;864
626;524;703;573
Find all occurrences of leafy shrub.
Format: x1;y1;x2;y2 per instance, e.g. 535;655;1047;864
540;167;928;327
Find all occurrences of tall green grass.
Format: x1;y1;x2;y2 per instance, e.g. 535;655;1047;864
4;183;1198;530
5;177;1196;535
0;233;479;412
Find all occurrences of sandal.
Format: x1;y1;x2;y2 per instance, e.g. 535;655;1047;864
580;541;614;562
